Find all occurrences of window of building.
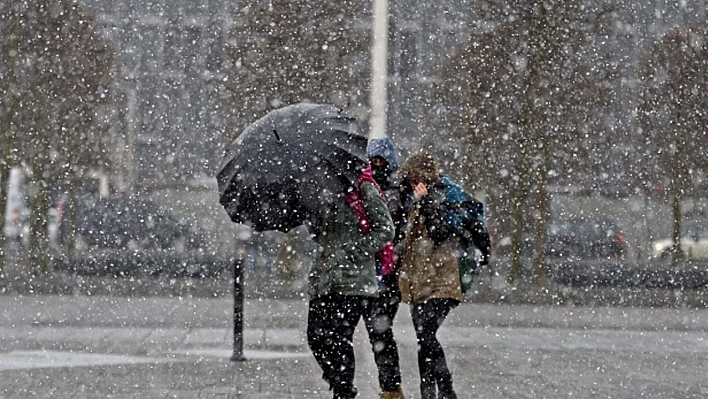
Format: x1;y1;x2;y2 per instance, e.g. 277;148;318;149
165;80;185;135
144;0;164;16
184;0;206;16
84;0;115;15
387;20;396;75
183;27;201;73
206;27;223;71
164;26;181;70
399;29;418;79
139;91;158;136
135;139;159;180
141;27;162;73
122;24;140;75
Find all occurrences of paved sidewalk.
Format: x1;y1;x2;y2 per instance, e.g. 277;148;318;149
2;296;708;398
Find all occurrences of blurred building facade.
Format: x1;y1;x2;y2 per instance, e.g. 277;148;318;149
82;0;235;190
80;0;706;190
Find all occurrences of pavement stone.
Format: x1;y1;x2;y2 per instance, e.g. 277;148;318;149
2;295;708;398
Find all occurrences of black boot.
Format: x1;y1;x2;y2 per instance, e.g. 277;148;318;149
438;390;457;399
333;386;357;399
421;384;436;399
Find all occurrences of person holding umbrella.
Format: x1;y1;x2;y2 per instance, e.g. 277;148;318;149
363;138;406;399
216;103;395;398
307;162;395;399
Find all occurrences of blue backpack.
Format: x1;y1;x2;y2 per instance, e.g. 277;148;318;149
439;177;490;294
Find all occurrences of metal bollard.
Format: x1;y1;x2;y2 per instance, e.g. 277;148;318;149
231;258;246;361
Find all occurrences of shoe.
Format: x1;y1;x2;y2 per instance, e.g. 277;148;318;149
420;385;436;399
379;387;405;399
333;386;358;399
438;390;457;399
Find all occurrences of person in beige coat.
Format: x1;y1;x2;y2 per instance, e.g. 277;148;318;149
398;151;461;399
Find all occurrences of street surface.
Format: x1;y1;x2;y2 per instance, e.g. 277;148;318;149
1;295;708;398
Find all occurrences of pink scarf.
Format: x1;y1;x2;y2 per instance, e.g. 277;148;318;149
344;165;396;276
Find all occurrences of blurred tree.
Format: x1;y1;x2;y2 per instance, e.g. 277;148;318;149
220;0;371;144
637;22;708;267
429;0;619;285
0;0;115;273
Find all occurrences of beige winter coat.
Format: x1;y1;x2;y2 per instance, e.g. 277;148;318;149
398;204;463;304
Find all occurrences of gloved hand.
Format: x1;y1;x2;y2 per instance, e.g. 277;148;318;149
479;252;490;267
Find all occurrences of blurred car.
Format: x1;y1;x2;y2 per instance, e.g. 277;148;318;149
547;218;627;259
652;227;708;259
496;217;627;259
59;196;203;252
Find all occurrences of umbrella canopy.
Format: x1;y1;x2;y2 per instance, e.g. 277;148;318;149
216;103;369;232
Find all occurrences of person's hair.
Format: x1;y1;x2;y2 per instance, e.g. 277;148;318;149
400;151;439;185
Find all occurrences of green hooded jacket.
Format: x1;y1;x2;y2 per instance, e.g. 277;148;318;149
308;181;394;298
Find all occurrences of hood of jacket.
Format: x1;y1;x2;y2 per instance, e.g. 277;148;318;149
367;138;400;173
399;151;439;186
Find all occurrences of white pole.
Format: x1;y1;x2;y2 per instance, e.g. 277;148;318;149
369;0;389;139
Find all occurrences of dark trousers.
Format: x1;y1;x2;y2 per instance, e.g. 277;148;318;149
307;294;369;399
364;274;402;392
411;298;460;399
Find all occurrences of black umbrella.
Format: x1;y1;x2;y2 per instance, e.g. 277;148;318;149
216;103;369;232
